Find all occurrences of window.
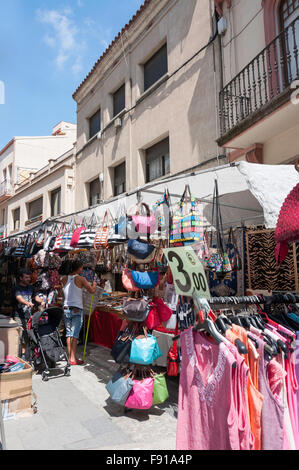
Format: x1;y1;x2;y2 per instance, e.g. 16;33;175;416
89;108;101;139
89;178;102;207
28;197;43;220
114;162;126;196
113;84;125;117
13;208;20;231
280;0;299;82
145;138;170;183
1;208;5;226
51;188;61;217
144;44;168;92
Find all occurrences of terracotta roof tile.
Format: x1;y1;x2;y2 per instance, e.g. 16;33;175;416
73;0;152;100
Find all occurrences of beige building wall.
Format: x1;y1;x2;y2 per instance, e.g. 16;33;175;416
7;150;75;235
74;0;223;210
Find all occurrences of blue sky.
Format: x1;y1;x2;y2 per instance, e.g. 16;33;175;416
0;0;144;149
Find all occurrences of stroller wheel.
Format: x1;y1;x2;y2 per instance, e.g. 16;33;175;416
64;367;71;377
42;371;49;382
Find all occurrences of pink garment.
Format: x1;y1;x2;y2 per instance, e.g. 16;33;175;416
267;359;287;406
226;342;254;450
176;328;240;450
285;353;299;448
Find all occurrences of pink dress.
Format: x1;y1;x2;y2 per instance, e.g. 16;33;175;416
176;328;240;450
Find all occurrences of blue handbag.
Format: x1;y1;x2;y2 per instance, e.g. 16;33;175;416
127;239;155;260
130;335;162;365
105;369;134;405
131;270;159;290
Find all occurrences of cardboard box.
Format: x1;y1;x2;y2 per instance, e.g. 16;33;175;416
0;358;33;417
0;321;21;361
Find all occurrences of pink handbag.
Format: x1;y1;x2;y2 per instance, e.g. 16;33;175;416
70;226;86;248
125;378;154;410
122;268;139;292
131;203;157;236
153;297;173;322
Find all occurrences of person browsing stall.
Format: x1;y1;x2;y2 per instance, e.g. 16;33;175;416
13;268;45;358
61;260;96;365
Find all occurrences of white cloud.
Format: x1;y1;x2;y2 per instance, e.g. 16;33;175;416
37;8;79;72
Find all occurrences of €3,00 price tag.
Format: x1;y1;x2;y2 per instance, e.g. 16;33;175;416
163;246;210;299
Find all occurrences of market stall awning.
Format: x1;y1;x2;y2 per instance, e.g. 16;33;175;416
54;162;298;230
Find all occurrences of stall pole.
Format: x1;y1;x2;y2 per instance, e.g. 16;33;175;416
83;294;94;362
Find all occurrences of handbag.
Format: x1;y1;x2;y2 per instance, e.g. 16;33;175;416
131;203;157;237
167;325;179;377
130;334;162;365
127;238;155;260
145;303;161;330
94;210;112;249
227;227;242;271
130;249;156;265
109;201;128;244
152;190;171;239
131;270;159;290
53;224;66;252
207;181;232;276
77;214;97;248
170;184;203;247
60;220;75;251
152;373;169;405
152;297;173;322
122;298;150;322
70;219;86;248
125;377;154;410
106;369;134;406
111;326;137;364
122;268;140;292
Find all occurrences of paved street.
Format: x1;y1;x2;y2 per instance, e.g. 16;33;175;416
3;344;178;450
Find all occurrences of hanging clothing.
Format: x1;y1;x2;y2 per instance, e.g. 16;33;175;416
176;328;240;450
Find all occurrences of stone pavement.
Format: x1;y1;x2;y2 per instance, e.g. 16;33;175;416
3;344;178;450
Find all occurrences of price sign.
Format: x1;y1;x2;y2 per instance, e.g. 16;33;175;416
163;246;210;299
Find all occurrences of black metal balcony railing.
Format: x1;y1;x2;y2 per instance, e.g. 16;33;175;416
219;17;299;137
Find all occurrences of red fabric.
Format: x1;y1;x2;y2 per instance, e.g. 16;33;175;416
86;309;123;349
275;241;289;265
145;303;161;330
275;182;299;264
167;324;179;377
152;297;173;322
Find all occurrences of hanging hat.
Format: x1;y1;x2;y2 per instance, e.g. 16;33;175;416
274;182;299;264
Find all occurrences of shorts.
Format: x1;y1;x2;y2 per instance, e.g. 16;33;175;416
64;308;83;339
14;316;29;345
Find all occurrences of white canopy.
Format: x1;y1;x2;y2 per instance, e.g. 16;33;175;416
54;162;298;230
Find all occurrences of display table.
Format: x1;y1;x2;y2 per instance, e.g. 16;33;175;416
85;309;125;349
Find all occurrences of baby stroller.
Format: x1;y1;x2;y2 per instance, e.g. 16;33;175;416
27;307;71;381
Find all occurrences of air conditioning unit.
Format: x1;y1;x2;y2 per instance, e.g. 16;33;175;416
114;117;122;129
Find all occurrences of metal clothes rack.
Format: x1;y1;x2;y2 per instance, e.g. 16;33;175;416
208;294;299;306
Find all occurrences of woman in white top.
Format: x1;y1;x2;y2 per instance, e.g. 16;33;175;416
61;260;96;365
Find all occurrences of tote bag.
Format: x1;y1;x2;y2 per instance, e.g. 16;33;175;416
130;335;162;365
152;190;172;239
106;369;134;406
60;220;75;251
131;203;157;237
70;218;87;248
77;214;97;248
94;210;112;249
53;224;66;252
170;185;203;247
125;378;154;410
152;374;169;405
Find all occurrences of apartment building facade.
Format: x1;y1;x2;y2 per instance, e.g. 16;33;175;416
73;0;224;211
216;0;299;165
0;122;76;236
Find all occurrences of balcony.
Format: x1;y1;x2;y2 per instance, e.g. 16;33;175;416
218;17;299;148
0;180;13;202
